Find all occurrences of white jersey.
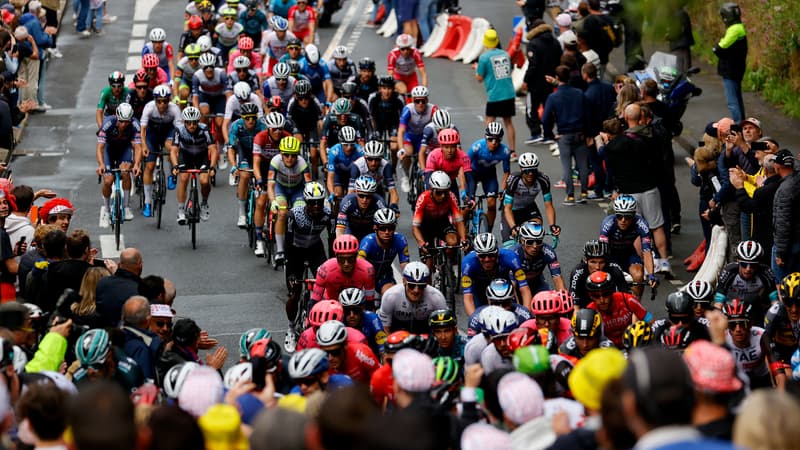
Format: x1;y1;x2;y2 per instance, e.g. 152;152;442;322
260;30;297;60
726;326;769;378
262;75;297;106
140;101;183;133
480;344;513;373
464;333;489;366
377;284;447;330
224;94;264;120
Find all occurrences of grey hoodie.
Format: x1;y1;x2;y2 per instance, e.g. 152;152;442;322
4;213;33;258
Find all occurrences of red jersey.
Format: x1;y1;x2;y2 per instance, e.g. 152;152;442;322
311;257;376;303
296;326;368;352
412;190;463;227
331;342;380;384
287;5;316;39
425;148;472;181
519;318;573;346
387;47;424;76
587;292;651;347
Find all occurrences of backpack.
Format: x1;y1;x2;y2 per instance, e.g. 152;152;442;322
599;14;624;48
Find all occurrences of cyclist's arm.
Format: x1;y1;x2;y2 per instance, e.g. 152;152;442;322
140;125;150;156
96;108;104;130
552;273;566;291
457;167;468;198
96;141;105;172
168;137;178;167
412;224;425;248
266;160;277;201
208;143;219;168
396;124;406;155
463;292;476;317
503;194;516;231
254;154;265;183
545;200;556;230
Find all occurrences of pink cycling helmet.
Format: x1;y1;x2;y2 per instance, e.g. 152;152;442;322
332;235;359;255
438;128;460;146
308;300;344;328
531;291;560;315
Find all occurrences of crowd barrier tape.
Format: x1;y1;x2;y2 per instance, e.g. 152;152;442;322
690;225;727;287
377;9;398;37
454;17;490;63
430;15;473;59
420;14;450;57
512;58;528;93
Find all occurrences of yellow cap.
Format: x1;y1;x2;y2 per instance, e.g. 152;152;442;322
277;393;308;413
198;404;247;450
483;29;499;48
567;348;626;410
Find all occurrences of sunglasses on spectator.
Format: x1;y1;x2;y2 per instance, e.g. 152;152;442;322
153;320;172;329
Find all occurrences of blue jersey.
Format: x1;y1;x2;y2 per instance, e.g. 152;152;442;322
228;119;267;154
98;117;142;148
514;243;562;286
300;59;332;91
399;103;435;136
290;374;353;394
358;233;410;279
360;311;387;355
336;193;387;240
461;248;528;307
468;304;532;336
468;138;511;177
326;144;364;172
598;214;652;255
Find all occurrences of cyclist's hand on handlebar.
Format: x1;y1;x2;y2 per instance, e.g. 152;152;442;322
257;178;267;190
510;225;519;238
550;224;561;236
460;239;470;252
96;166;105;176
132;165;141;177
647;274;659;289
172;166;180;176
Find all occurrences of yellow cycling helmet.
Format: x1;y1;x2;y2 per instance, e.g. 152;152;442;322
279;136;301;155
622;320;653;351
779;272;800;304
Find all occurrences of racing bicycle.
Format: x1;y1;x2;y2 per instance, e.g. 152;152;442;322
423;244;462;313
178;165;210;249
98;168;130;251
285;260;316;353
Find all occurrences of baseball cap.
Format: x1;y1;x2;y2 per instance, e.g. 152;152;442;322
392;349;435;393
710;117;734;136
556;13;572;28
774;149;795;167
150;304;174;318
741;117;761;130
683;340;743;393
497;372;545;425
568;347;627;410
461;423;511;450
178;366;224;418
483;29;499;48
560;30;577;46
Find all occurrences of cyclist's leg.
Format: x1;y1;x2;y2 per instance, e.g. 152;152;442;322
377;273;396;296
143;133;161;211
211;97;225;143
118;146;134;208
482;175;499;231
442;226;460;260
284;245;304;321
273;187;292;255
101;146;115;204
628;253;645;297
236;147;253;219
333;169;348;199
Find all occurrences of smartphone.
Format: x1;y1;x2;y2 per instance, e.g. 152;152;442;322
697;141;705;148
751;141;769;151
730;124;742;134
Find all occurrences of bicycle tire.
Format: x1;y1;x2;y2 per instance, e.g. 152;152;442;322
154;166;164;229
113;193;122;251
190;182;199;249
478;213;489;234
247;191;256;249
445;265;457;314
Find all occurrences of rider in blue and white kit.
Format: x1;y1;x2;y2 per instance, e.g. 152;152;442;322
461;232;531;316
339;288;387;357
513;222;566;293
467;279;532;336
358;208;410;295
467;122;512;232
348;140;399;209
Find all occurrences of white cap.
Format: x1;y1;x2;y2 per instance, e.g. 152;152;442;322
561;30;577;46
150;304;175;318
556;13;572;28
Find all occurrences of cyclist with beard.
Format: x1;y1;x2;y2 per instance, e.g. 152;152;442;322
467;279;532;337
723;298;774;389
378;262;447;334
715;241;777;327
461;232;531;315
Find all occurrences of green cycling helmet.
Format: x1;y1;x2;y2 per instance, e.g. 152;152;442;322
512;345;550;375
432;356;460;385
239;328;272;359
75;329;111;367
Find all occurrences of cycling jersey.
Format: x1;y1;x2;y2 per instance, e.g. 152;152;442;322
98;116;142;148
287;204;331;249
336;193;387;240
468;138;511;178
71;354;143;393
240;9;269;44
327;143;364;175
225;69;260;94
348;157;396;194
726;326;770;383
367;91;404;133
215;21;244;48
311;257;376;304
226;50;263;78
262;76;297;106
178;29;209;53
253;129;289;163
320;113;366;144
399;103;436;136
329;342;380;384
269;154;310;188
467;304;532;336
424;148;472;182
434;334;468;364
598;214;652;267
377;283;447;333
520;317;573;346
349;74;378;102
170;123;214;160
715;262;777;323
412;190;463;227
296;326;368;353
192;68;230;97
176;57;201;86
141;100;183;137
327;59;356;92
568;261;628;308
480;344;513;373
142;41;174;77
224;94;264;120
558;335;615;360
287;5;316;40
387;47;424;76
132;67;169;90
300;60;331;100
514;243;562;291
124;90;153;120
419;123;451;150
502;172;552;220
228;119;267;163
358;232;410;282
260;30;296;62
464;333;488;365
356;311;386;355
586;292;652;347
461;248;528;307
97;86;129;118
287;96;323;136
651;317;711;344
763;302;800;363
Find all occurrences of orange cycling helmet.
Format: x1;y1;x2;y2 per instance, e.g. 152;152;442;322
531;290;560;315
505;327;538;352
238;36;255;51
333;235;359;255
308;300;344;327
187;15;203;30
438;128;460;146
142;53;159;69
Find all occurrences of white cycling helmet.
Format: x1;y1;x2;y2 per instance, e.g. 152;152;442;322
232;55;251;69
149;27;166;42
373;207;397;226
518;152;539;169
403;261;430;283
181;106;202;121
518;222;545;240
486;278;514;303
264;111;286;129
316;320;348;346
305;44;320;65
429;171;451;190
353;175;378;193
332;45;348;59
486;121;504;137
303;181;326;201
338;125;357;143
198;52;216;67
116;102;134;121
395;33;414;49
163;362;199;399
339;288;365;307
233;81;251;101
153;85;171;99
736;240;763;262
197;35;213;53
271;16;289;31
431;109;451;130
273;62;291;79
484;309;518;336
363;140;384;159
473;232;498;255
223;362;253;389
288;348;329;379
684;280;714;302
410;85;428;98
613;195;637;215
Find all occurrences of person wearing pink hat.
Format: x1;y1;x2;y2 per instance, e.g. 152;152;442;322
497;371;555;449
391;348;434;409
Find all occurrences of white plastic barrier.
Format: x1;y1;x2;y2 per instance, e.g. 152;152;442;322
691;225;727;287
454;17;490;63
512;59;528;94
420;14;449;56
377;10;398;37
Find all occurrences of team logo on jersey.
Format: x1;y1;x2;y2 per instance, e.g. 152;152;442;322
461;276;472;289
374;330;387;345
514;269;526;282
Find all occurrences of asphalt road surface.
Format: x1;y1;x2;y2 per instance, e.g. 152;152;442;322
12;0;731;366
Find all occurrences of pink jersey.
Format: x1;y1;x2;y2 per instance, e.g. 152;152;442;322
520;318;573;346
311;257;376;303
425;148;472;180
387;47;424;76
227;50;263;77
296;326;368;352
288;5;316;39
129;67;168;89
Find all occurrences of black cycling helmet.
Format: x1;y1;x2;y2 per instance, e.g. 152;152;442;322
720;2;741;26
378;76;395;88
240;102;259;117
429;309;456;329
341;81;357;97
665;291;694;316
358;57;376;71
571;308;602;338
287;59;301;76
583;240;609;259
286;37;302;48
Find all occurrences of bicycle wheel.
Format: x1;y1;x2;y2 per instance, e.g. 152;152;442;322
246;191;256;249
477;213;489;234
444;264;457;314
267;211;278;269
113;193;122;251
154;167;164;229
190;185;199;249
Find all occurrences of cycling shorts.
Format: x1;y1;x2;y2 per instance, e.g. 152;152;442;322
419;220;456;252
197;92;226;117
609;251;643;269
512;207;542;225
474;172;499;196
393;72;419;91
235;144;255;166
103;144;133;169
145;130;173;162
333;168;351;187
273;184;305;209
376;272;396;293
285;242;327;290
178;151;210;169
403;132;423;153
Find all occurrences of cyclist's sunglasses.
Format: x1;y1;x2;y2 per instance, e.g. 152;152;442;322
110;83;123;88
615;214;634;221
377;225;396;232
407;282;426;291
337;254;357;263
357;193;371;199
486;137;499;142
155;99;170;104
521;168;537;175
242;115;258;121
184;120;199;126
203;65;215;70
414;99;428;104
306;199;324;207
477;253;497;260
324;347;344;356
236;68;249;72
522;239;543;246
739;261;757;269
728;320;749;330
431;189;448;197
669;314;691;324
296;376;318;386
135;84;148;90
297;95;311;100
344;307;362;316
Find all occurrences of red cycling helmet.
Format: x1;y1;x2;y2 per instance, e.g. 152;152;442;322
660;324;692;351
438;128;460;146
142;53;159;69
133;68;150;84
385;330;412;353
586;271;614;294
269;95;282;110
308;300;344;327
187;15;203;30
531;290;560;315
723;298;752;322
332;235;359;255
505;327;538;352
238;36;255;51
554;289;574;315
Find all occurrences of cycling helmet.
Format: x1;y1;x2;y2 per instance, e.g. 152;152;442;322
428;309;456;329
341;81;357;97
316;320;347;346
108;71;125;85
719;2;741;26
385;331;412;353
571;308;602;338
238;36;254;51
115;103;134;121
294;79;312;96
353;175;378;193
233;81;251;101
332;97;351;115
484;309;518;337
197;35;213;53
358;57;376;71
485;121;504;138
613;195;637;215
736;240;763;262
373;207;397;226
723;298;752;321
531;290;560;315
486;278;514;303
75;329;110;367
22;303;43;321
432;356;460;385
431;109;451;130
684;280;714;304
363;140;384;159
250;339;282;367
660;324;691;351
395;33;414;49
223;362;253;389
303;181;326;201
279;136;301;155
665;291;694;315
518;222;545;241
308;300;344;327
142;53;159;69
273;62;291;80
181;106;202;121
286;37;302;48
622;321;654;350
163;362;199;399
586;271;613;294
410;85;429;98
271;16;289;31
339;287;365;308
428;171;451;190
287;59;301;76
505;327;538;352
583;239;609;258
337;125;357;144
305;44;320;65
188;15;203;30
232;55;251;69
184;43;202;58
198;52;217;67
11;345;26;374
779;273;800;304
153;85;172;99
378;76;395;88
239;328;271;359
555;289;574;315
403;261;431;283
149;27;166;42
244;0;260;8
269;95;283;110
332;45;348;59
518;152;540;170
438;128;460;145
221;6;237;17
473;232;498;255
240;102;259;117
264;111;286;129
332;235;359;255
196;0;214;11
133;69;150;85
288;348;329;379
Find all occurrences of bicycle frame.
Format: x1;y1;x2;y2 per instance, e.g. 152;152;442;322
178;166;210;249
98;168;130;251
152;151;167;229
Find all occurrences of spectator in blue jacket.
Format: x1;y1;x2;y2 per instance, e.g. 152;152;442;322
121;296;163;382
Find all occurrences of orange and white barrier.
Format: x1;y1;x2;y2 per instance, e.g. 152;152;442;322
420;14;449;57
689;225;727;287
454;17;490;63
430;15;472;59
